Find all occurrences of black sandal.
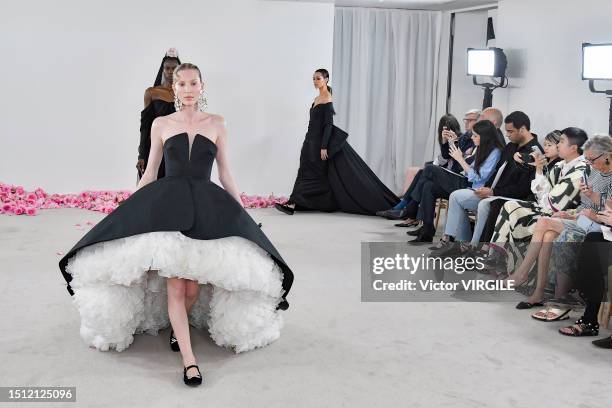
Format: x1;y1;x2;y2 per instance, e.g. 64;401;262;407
516;301;544;310
558;318;599;337
183;364;203;386
170;330;180;352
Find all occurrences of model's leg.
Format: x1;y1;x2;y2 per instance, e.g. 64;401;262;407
167;277;199;379
184;279;201;313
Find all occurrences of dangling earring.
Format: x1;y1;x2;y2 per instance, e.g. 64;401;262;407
174;93;182;111
197;91;208;112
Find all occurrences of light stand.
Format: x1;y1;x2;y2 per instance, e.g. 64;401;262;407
588;80;612;135
472;76;508;109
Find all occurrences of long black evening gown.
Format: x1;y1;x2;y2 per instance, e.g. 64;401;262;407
59;133;293;353
288;102;399;214
138;99;175;179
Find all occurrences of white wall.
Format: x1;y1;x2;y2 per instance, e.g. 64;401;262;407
494;0;612;137
0;0;334;194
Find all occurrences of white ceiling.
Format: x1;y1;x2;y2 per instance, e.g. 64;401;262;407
278;0;497;10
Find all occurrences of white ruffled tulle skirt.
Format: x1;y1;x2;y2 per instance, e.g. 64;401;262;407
65;231;285;353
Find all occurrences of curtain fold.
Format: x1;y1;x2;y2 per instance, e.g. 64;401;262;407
332;7;442;193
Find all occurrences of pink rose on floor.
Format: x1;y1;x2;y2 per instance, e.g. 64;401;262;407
26;207;36;216
15;186;24;195
26;193;37;201
14;207;25;215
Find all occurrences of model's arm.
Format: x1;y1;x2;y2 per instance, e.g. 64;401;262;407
136;117;164;190
215;116;244;206
144;87;153;108
321;103;334;149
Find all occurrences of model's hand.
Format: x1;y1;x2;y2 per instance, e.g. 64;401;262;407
474;187;493;198
136;159;145;174
321;149;329;160
448;143;463;161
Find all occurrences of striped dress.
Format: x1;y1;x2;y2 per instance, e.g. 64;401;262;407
491;158;586;243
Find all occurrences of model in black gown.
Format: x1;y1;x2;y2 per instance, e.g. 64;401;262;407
277;101;399;215
59;65;294;366
137;50;180;180
59;132;293;352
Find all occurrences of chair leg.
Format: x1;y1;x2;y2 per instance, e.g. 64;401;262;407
434;200;441;231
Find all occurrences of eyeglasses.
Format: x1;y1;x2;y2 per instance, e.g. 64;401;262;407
585;153;604;164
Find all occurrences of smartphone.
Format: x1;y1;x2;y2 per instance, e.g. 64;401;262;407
582;172;589;188
521;152;535;164
599;191;608;212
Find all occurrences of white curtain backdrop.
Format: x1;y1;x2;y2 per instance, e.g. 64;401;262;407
332;7;442;194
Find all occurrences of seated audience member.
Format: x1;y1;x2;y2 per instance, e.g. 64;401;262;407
431;112;544;255
506;136;612;318
377;113;472;220
490;127;588;244
398;109;480;200
477;130;562;244
387;107;503;225
558;223;611;341
403;120;504;243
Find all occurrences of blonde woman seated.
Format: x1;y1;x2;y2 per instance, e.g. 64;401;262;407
506;135;612;320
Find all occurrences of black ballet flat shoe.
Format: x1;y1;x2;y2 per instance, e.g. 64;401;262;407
274;203;295;215
183;364;203;386
170;330;180;352
276;299;289;310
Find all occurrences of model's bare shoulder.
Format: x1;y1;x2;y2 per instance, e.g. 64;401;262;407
151;115;169;131
208;114;227;129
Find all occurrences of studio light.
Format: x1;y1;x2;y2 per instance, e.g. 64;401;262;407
467;47;508;109
582;43;612;135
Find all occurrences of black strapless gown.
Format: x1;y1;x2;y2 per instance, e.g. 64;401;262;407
289;102;399;215
138;100;175;179
59;133;294;353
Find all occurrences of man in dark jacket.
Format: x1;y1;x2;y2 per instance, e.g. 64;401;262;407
432;111;542;254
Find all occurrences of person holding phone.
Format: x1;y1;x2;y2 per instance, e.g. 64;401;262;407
491;127;589;244
431;112;543;254
403;120;503;242
376;113;473;221
503;135;612;317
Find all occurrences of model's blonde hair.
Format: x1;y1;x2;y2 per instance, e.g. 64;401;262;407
172;62;203;83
